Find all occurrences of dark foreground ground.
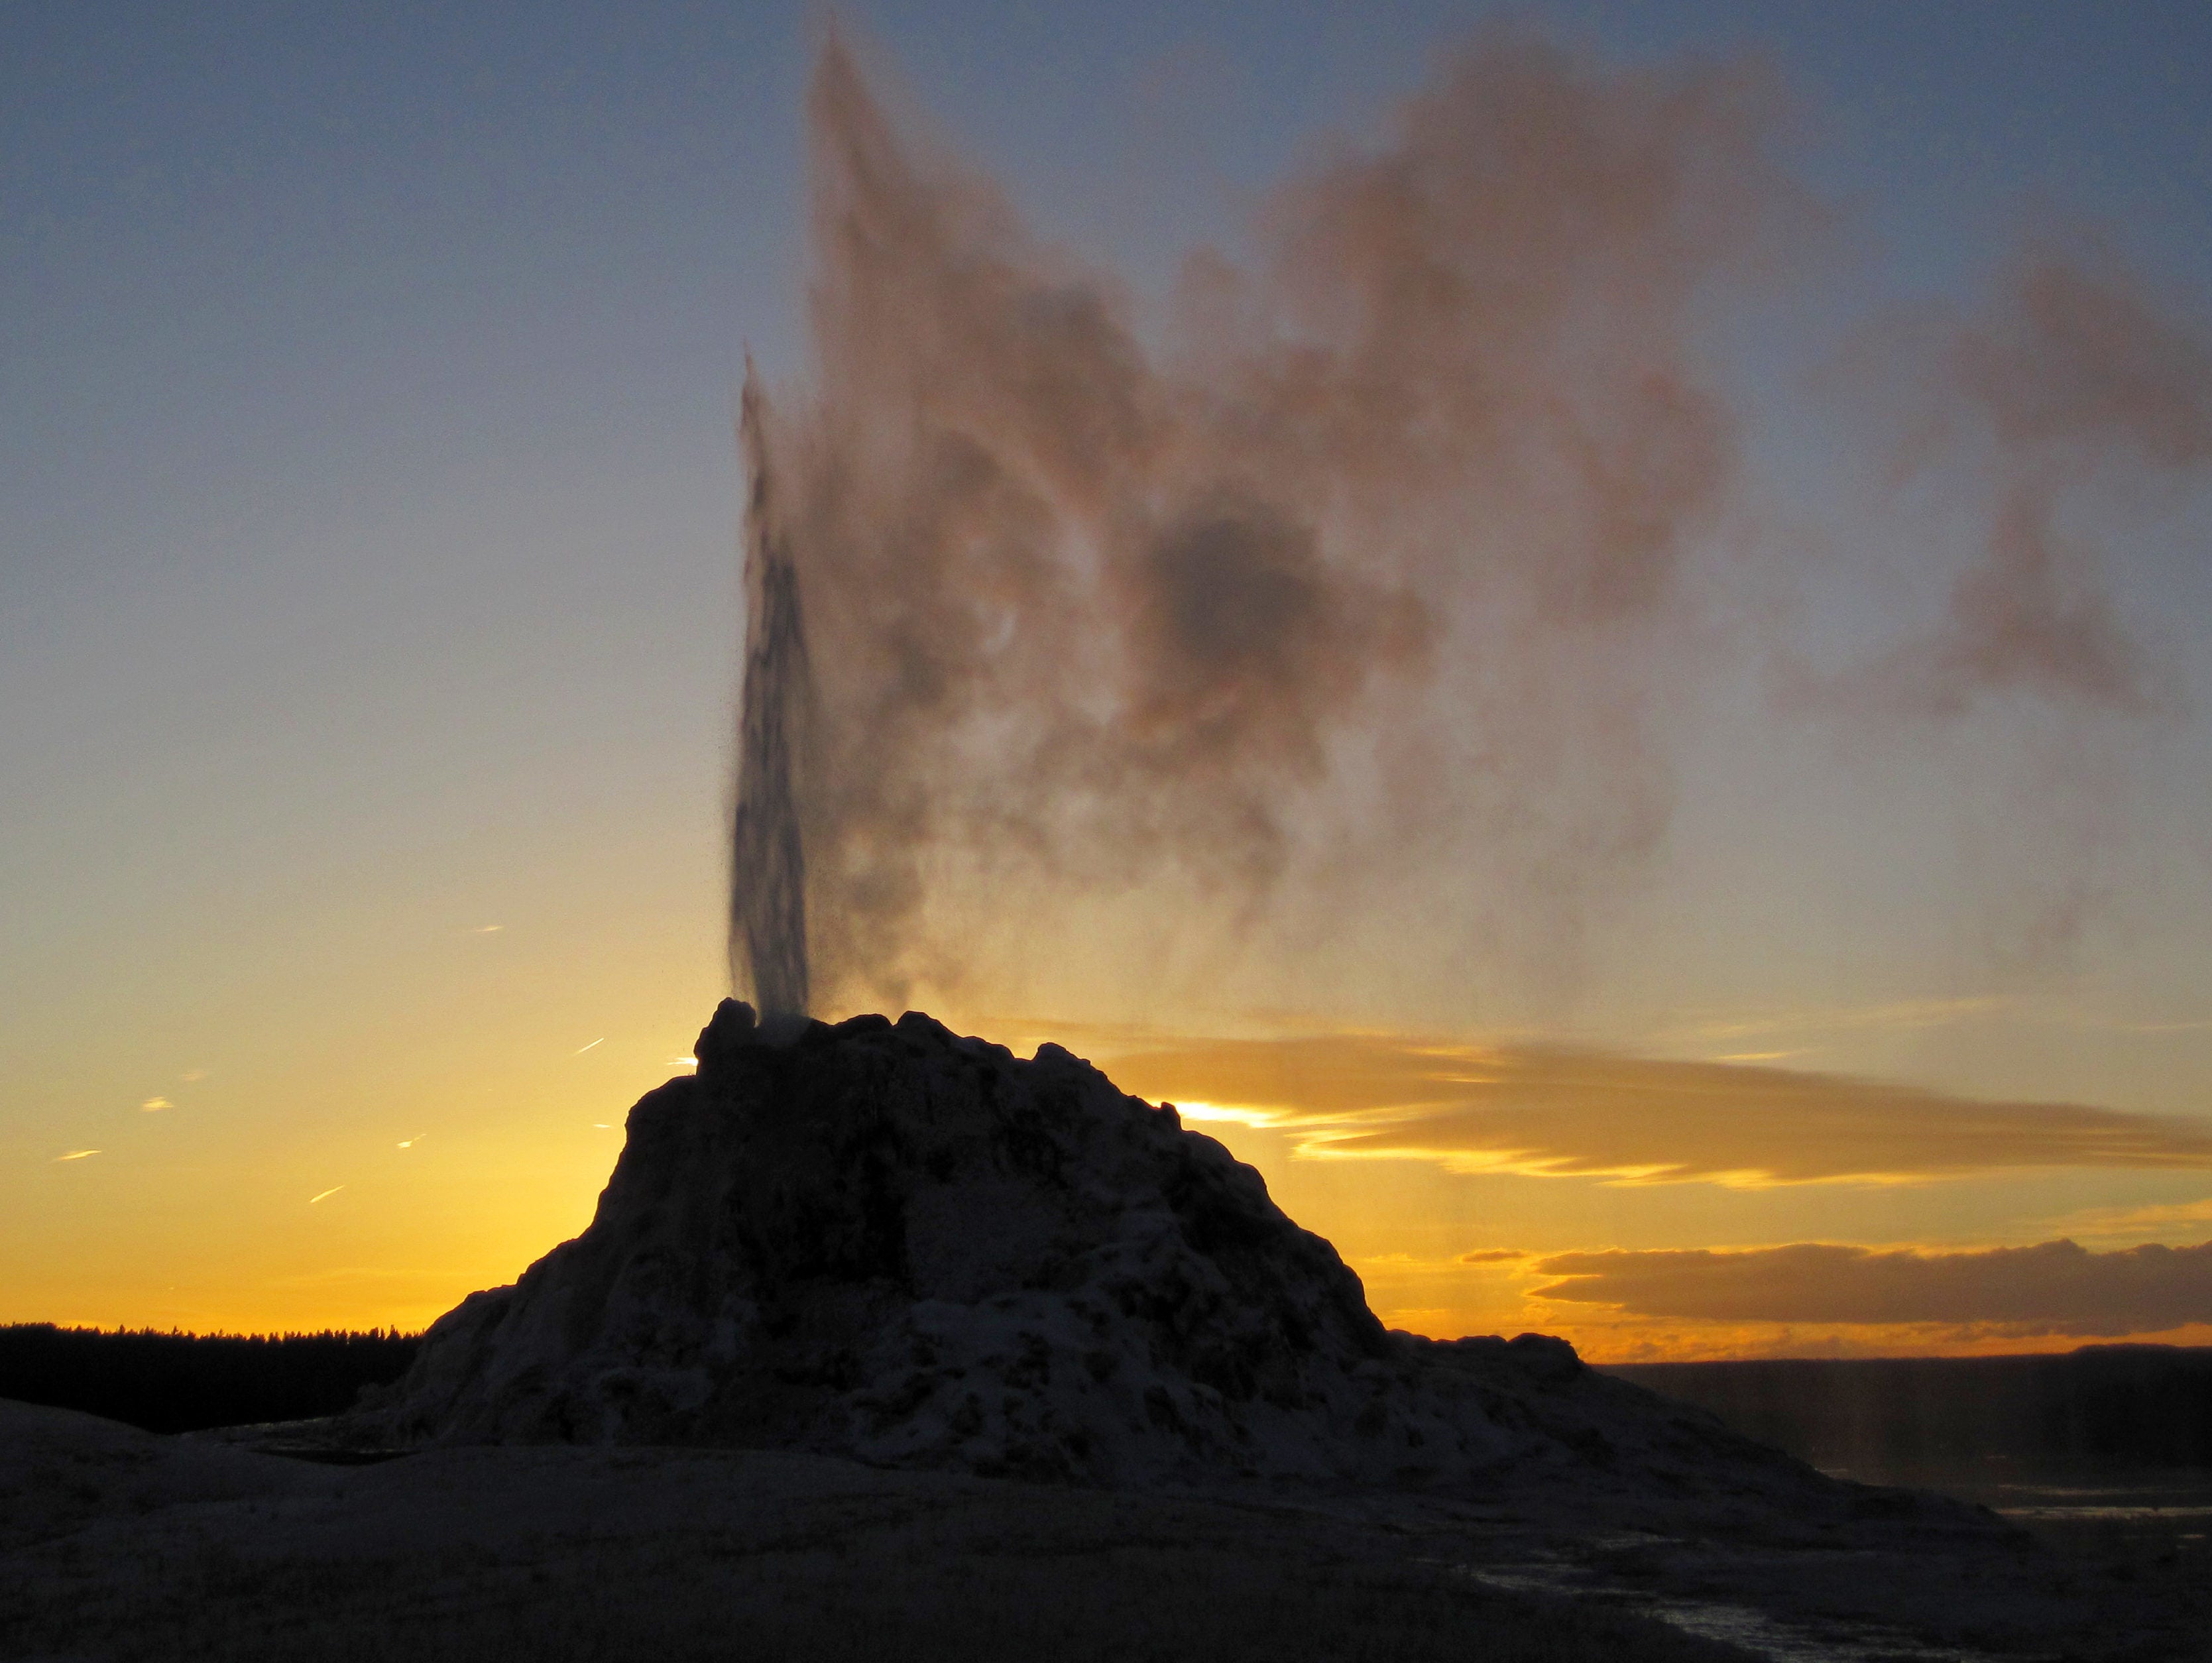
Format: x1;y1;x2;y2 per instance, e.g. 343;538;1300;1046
4;1399;2207;1663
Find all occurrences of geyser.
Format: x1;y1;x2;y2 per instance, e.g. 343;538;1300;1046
727;369;812;1019
355;1000;1847;1505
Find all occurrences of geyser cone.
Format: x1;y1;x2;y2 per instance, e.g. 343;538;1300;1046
352;1004;1830;1500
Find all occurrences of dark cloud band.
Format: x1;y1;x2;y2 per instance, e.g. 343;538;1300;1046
1529;1238;2212;1334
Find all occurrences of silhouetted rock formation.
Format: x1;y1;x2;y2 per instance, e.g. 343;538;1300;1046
355;1005;1816;1493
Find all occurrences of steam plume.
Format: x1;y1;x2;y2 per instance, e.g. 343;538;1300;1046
1784;251;2212;964
735;32;2210;1015
749;30;1785;1009
1837;251;2212;718
728;365;812;1017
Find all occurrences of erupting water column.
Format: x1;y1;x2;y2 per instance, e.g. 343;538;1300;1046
728;366;812;1019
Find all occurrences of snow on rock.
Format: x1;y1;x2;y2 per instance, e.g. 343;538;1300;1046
352;1003;1808;1494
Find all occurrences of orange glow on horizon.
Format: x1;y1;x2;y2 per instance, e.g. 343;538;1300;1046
7;1008;2210;1357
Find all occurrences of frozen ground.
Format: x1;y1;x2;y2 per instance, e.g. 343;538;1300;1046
3;1399;2206;1662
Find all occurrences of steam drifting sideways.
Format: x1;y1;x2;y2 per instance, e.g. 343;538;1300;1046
728;32;2212;1017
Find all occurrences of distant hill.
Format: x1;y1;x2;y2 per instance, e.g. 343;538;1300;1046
0;1324;419;1433
1605;1347;2212;1473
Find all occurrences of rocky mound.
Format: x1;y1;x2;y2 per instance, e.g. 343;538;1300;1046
353;1004;1816;1495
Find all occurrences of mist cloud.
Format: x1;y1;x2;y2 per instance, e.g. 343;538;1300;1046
731;34;2212;1014
1847;483;2154;718
1530;1237;2212;1334
746;30;1792;1007
1965;254;2212;467
1830;253;2211;720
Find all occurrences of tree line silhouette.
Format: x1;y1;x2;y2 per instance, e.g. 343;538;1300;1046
0;1323;420;1433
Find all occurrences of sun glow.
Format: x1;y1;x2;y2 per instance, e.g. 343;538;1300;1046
1164;1099;1287;1128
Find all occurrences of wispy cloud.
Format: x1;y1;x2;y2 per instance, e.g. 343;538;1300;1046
1662;997;2006;1046
574;1037;605;1055
1106;1031;2212;1186
2052;1194;2212;1239
140;1097;171;1112
1529;1237;2212;1334
53;1149;101;1163
1665;999;2212;1048
307;1185;345;1205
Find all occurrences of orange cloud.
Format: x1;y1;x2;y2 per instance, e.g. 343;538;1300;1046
1529;1237;2212;1334
2054;1194;2212;1240
1102;1031;2212;1186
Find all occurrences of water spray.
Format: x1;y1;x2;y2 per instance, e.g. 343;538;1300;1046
729;364;812;1019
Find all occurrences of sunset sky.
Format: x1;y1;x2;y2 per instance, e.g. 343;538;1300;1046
7;1;2212;1359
